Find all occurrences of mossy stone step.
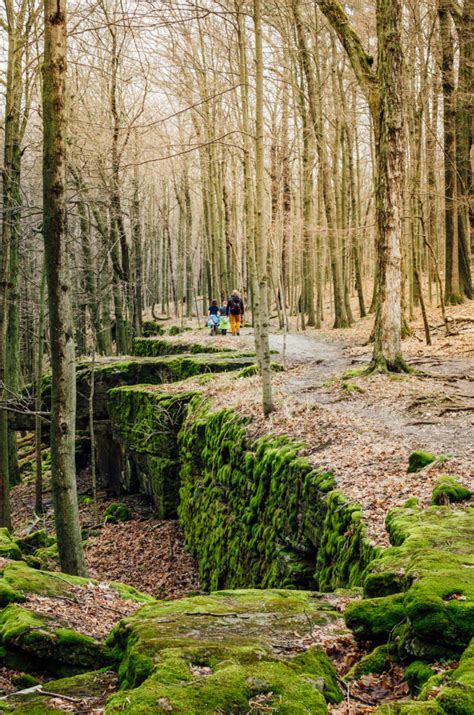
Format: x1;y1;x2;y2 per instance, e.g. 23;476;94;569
105;589;345;714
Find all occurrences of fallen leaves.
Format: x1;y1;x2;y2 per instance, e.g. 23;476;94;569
23;581;140;641
85;519;200;600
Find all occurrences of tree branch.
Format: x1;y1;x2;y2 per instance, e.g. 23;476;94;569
315;0;379;119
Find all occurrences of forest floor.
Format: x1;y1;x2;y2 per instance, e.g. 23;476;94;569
6;299;473;712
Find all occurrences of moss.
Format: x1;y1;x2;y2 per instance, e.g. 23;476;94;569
0;578;26;606
344;594;406;643
3;671;118;715
238;362;284;378
407;451;437;473
2;562;92;598
105;590;342;714
375;704;442;714
346;645;394;680
0;604;107;670
142;321;165;337
108;582;155;605
177;397;375;592
11;673;40;689
133;337;233;357
404;660;436;696
430;477;471;506
103;502;133;524
342;365;368;379
15;531;55;555
353;502;474;664
435;638;474;714
0;528;22;561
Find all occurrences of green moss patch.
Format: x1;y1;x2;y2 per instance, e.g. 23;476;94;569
431;477;471;506
407;450;437;473
133;337;233;357
106;589;343;713
0;529;22;561
104;503;133;524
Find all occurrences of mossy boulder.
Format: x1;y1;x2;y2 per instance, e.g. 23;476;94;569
106;589;343;713
435;638;474;714
376;704;442;714
142;321;165;337
431;477;471;506
15;530;55;555
407;450;437;473
0;670;118;714
104;502;132;524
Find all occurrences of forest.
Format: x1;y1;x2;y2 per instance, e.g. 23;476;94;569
0;0;473;712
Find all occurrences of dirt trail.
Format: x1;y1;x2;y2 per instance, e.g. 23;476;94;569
268;330;474;454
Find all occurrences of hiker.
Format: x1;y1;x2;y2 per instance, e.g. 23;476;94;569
226;290;244;336
207;299;220;336
219;300;230;336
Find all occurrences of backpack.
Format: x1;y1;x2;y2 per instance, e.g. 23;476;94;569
229;296;241;315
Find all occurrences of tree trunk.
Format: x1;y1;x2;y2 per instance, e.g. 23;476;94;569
371;0;406;370
42;0;87;576
253;0;274;416
439;2;462;304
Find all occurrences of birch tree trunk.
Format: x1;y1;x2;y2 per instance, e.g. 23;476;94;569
42;0;87;576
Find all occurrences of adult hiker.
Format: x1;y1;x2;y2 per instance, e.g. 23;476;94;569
227;289;244;336
207;299;220;336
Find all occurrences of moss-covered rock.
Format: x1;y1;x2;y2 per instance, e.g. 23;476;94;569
142;321;165;337
106;589;343;713
431;477;471;506
133;337;233;357
407;450;437;473
15;530;55;555
435;638;474;714
376;703;442;714
351;503;474;660
104;502;133;524
1;670;118;714
0;604;107;670
11;673;40;689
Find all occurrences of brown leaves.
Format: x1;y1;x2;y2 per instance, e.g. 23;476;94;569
85;519;200;600
23;582;140;641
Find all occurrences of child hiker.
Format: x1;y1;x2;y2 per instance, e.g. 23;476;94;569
219;300;230;335
207;299;220;336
